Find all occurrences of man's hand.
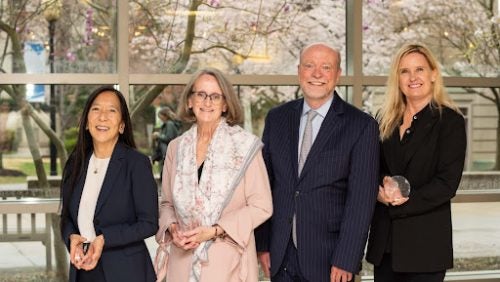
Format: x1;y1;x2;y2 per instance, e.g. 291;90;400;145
330;266;352;282
258;252;271;278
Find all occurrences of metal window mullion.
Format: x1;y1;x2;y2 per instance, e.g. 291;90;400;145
117;0;130;102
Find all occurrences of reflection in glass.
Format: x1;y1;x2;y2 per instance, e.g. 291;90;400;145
128;0;346;74
363;86;500;172
383;175;410;198
1;1;117;74
363;0;499;78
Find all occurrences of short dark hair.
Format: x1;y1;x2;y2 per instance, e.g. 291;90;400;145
158;106;177;120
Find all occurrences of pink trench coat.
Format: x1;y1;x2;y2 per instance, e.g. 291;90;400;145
156;138;273;282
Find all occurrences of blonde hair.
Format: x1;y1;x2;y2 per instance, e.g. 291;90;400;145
177;68;243;126
378;43;459;140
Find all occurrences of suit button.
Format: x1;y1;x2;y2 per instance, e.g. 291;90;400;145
94;219;100;225
294;191;300;197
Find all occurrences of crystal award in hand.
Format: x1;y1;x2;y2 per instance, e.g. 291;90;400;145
384;175;411;199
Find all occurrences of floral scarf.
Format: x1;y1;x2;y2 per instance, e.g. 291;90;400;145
172;118;262;282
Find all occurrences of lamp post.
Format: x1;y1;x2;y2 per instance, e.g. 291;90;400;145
43;0;62;176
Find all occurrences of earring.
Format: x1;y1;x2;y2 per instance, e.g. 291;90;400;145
119;126;124;134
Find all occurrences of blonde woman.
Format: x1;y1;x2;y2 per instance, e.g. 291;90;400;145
366;44;467;282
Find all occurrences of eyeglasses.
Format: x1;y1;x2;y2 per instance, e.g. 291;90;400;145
300;63;335;73
191;91;225;104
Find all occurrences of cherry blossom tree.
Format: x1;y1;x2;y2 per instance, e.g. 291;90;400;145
364;0;499;168
128;0;346;133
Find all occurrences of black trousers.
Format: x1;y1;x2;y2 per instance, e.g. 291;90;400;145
272;237;353;282
77;261;106;282
374;253;446;282
273;238;308;282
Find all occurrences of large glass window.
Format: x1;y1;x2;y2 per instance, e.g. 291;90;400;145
364;86;500;172
128;0;346;74
363;0;499;78
0;1;117;74
0;1;499;280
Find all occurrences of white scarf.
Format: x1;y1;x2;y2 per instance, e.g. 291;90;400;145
172;118;262;282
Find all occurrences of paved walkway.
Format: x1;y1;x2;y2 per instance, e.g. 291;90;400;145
452;202;500;258
0;202;498;271
0;150;499;270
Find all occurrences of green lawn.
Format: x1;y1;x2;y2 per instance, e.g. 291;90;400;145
0;157;55;184
0;176;26;184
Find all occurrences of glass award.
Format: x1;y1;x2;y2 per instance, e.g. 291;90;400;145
384;175;411;199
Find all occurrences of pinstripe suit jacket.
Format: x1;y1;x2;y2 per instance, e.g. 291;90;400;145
255;93;379;282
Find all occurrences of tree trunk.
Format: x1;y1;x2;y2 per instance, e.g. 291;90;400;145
496;116;500;170
130;1;202;118
1;20;69;279
130;85;166;120
27;104;68;169
51;215;68;280
20;105;68;279
20;110;48;188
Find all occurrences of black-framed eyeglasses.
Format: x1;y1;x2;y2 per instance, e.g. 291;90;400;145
191;91;225;104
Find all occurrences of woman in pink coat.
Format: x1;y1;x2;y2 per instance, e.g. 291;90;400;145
155;68;273;282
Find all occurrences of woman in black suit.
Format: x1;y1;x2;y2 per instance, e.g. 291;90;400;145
366;44;467;282
60;86;158;282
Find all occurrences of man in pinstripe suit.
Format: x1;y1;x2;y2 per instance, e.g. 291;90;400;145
255;42;379;282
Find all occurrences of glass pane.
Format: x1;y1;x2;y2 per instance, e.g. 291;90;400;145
363;86;500;172
359;202;500;278
128;84;185;177
0;84;102;184
238;85;301;135
129;0;346;74
363;0;499;77
0;1;117;74
129;84;304;156
129;84;353;158
0;84;107;280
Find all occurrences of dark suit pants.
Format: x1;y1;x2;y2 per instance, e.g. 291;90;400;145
273;237;356;282
374;253;446;282
272;237;309;282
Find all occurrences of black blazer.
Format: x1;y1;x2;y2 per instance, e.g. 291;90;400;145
256;93;380;282
61;143;159;282
366;105;466;272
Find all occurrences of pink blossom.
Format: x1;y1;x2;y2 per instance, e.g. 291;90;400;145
209;0;220;7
